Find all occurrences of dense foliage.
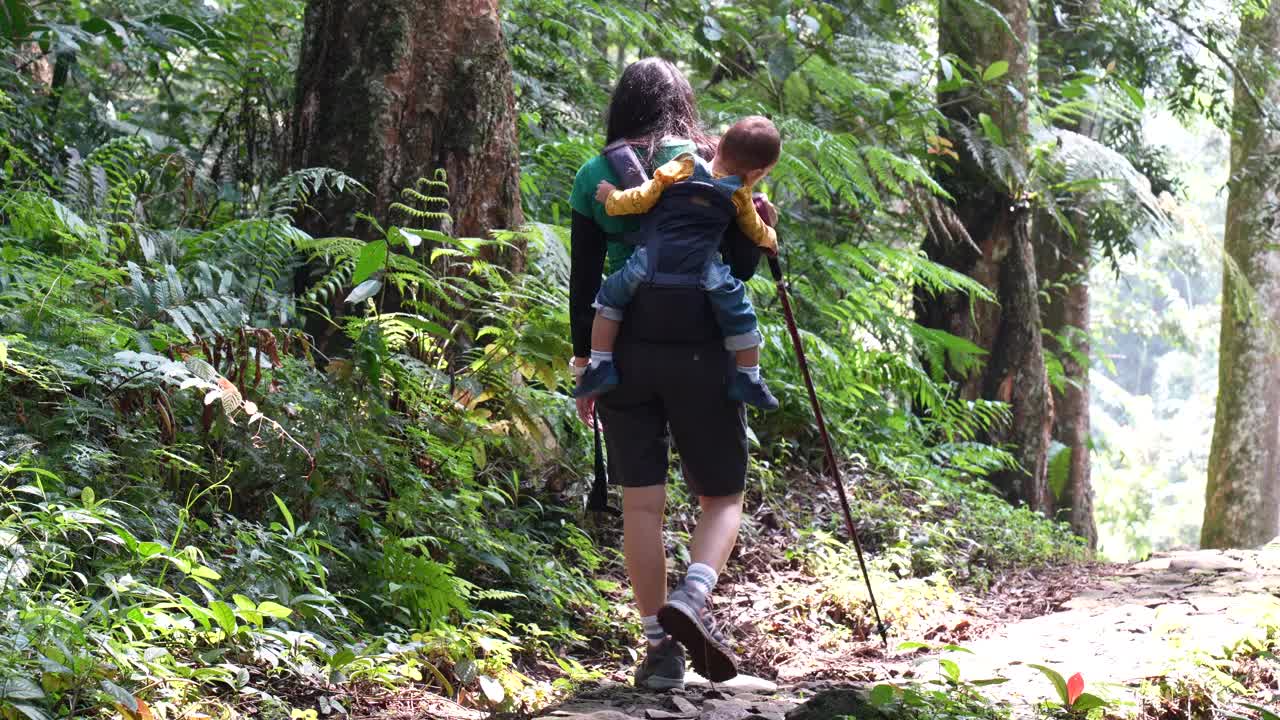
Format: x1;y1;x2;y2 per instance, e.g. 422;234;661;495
3;0;1247;716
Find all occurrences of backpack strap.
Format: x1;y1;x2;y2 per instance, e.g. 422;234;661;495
601;140;650;190
586;141;639;517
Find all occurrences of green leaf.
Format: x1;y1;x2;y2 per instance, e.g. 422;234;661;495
136;541;165;558
1047;441;1071;501
1028;664;1069;705
0;678;44;700
190;565;221;580
938;658;961;683
208;601;236;635
256;601;292;619
768;44;796;83
939;56;954;82
272;494;296;535
1242;703;1280;720
99;680;137;712
978;113;1005;146
0;0;34;45
473;551;510;576
982;60;1009;81
330;649;356;668
1114;77;1146;111
352;239;388;284
8;705;51;720
232;594;256;612
1070;693;1107;712
80;486;95;505
869;684;897;707
344;278;382;304
702;15;724;41
0;338;7;366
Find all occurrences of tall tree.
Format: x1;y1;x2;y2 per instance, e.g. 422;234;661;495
1202;0;1280;549
919;0;1055;513
1036;0;1100;549
290;0;523;241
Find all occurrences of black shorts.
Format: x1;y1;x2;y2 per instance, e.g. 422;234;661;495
597;337;748;497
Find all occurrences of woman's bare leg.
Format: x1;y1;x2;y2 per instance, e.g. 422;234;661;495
623;484;668;616
690;493;744;572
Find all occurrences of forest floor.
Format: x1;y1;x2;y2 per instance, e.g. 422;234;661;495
506;546;1280;720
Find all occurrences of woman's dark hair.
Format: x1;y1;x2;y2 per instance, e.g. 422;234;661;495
605;57;715;160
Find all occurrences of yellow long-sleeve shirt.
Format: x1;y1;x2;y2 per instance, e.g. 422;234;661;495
603;154;778;254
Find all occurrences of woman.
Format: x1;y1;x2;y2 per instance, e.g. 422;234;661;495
568;58;771;690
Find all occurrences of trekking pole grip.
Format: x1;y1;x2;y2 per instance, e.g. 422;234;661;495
767;255;783;282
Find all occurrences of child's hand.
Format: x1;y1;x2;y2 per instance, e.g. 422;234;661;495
764;245;779;258
596;181;617;204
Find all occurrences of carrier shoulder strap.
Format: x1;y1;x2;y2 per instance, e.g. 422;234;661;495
585;141;643;517
602;140;650;190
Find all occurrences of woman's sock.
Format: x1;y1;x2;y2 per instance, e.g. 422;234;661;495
738;365;761;383
683;562;719;597
642;614;666;647
590;350;613;369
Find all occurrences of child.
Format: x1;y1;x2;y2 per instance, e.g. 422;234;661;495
574;116;780;409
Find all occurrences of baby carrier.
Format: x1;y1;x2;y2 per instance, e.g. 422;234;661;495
603;140;741;290
585;142;742;515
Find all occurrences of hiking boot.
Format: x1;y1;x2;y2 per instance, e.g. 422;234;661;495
634;637;685;691
573;360;619;399
728;373;779;410
658;582;738;682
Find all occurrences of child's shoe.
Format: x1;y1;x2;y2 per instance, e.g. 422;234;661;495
728;372;779;410
574;360;619;398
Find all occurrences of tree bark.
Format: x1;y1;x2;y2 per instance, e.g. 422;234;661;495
290;0;523;242
921;0;1054;513
1035;0;1100;549
1202;0;1280;549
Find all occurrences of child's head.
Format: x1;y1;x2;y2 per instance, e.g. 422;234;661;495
715;116;780;183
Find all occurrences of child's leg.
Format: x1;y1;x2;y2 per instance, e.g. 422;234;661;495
577;249;650;399
703;261;776;409
702;262;762;365
589;311;622;367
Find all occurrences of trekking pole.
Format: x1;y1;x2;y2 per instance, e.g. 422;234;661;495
767;255;889;647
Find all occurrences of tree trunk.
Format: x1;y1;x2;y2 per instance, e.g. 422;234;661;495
290;0;523;242
1201;0;1280;549
1035;0;1100;549
919;0;1054;513
1037;219;1097;547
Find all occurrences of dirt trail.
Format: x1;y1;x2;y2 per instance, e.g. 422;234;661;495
531;547;1280;720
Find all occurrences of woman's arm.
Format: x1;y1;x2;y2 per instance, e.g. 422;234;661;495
569;210;608;359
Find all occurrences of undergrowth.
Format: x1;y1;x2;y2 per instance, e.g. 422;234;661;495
0;4;1093;715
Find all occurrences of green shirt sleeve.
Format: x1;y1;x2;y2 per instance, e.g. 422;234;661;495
570;156;618;222
569;139;698;274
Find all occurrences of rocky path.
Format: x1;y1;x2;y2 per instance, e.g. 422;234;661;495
531;547;1280;720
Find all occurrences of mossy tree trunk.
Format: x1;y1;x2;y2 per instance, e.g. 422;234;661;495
919;0;1054;514
1035;0;1100;549
1202;0;1280;549
290;0;523;242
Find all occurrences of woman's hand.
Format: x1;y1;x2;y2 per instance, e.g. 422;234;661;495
596;180;617;204
576;395;597;428
753;195;778;227
572;356;596;427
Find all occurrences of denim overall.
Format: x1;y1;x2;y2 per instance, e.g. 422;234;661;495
594;155;760;352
